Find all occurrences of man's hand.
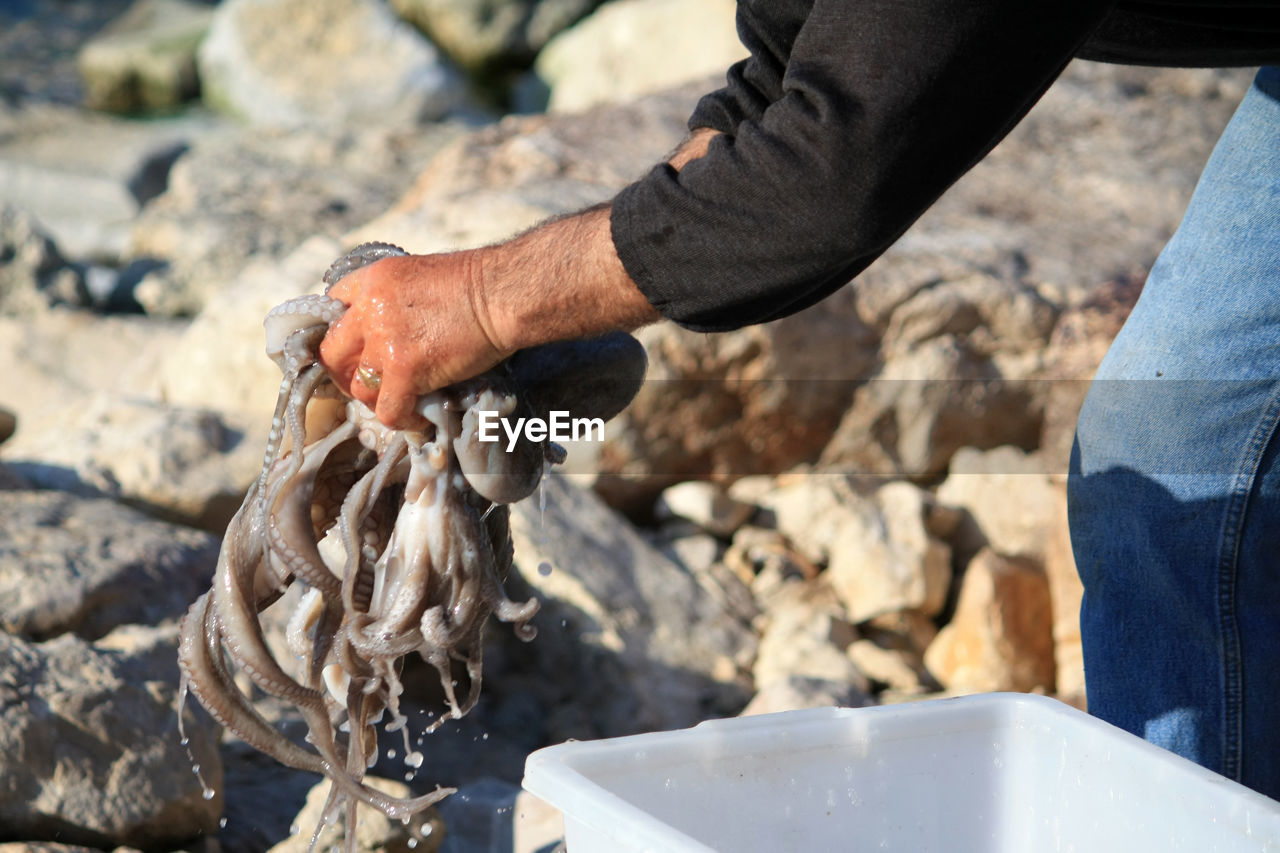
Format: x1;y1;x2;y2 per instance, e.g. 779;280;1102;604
319;250;509;429
318;205;661;430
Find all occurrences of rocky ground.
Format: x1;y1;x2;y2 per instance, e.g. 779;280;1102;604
0;0;1257;851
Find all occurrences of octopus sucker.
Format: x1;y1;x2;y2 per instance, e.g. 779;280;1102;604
177;243;647;838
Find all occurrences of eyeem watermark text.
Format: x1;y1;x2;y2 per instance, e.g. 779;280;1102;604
477;410;605;451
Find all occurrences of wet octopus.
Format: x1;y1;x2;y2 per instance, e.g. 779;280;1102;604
177;243;646;835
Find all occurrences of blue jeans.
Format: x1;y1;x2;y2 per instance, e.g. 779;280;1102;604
1070;66;1280;800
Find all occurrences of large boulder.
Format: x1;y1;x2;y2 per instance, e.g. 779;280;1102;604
817;64;1248;481
155;235;343;427
390;0;605;74
923;548;1055;694
128;119;462;316
0;626;222;848
197;0;462;127
818;273;1058;480
0;205;82;315
594;304;875;513
0;489;218;640
3;395;257;532
0;103;204;261
935;445;1059;561
824;481;952;624
1038;275;1143;470
506;472;755;738
347;81;703;253
76;0;214;113
534;0;745;113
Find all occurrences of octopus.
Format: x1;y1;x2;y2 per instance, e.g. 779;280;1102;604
176;242;646;841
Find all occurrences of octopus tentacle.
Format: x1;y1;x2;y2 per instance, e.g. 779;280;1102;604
179;244;647;845
211;508;327;708
179;592;329;775
265;420;359;600
338;433;409;616
321;241;408;288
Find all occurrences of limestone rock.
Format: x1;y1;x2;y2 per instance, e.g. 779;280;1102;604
347;83;701;254
752;582;867;693
740;675;875;717
817;65;1249;481
156;235;342;425
0;627;222;848
535;0;745;113
846;639;932;694
0;205;83;314
0;102;209;261
509;471;754;738
723;525;816;607
819;276;1058;481
923;549;1055;693
936;445;1059;560
128;121;461;316
0;490;218;640
654;480;755;538
433;778;561;853
752;475;866;567
390;0;603;74
76;0;214;113
510;790;566;853
826;481;953;623
268;777;443;853
1044;480;1086;701
1038;275;1143;470
0;307;186;486
749;476;951;623
3;395;257;531
197;0;462;127
596;302;875;514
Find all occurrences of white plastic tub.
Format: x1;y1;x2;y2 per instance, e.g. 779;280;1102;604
522;692;1280;852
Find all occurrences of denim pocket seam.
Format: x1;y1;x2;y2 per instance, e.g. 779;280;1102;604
1216;381;1280;781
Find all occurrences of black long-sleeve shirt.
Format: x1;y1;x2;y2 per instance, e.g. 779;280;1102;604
610;1;1280;332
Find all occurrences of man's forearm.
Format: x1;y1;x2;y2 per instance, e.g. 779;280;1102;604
471;128;722;353
471;204;660;353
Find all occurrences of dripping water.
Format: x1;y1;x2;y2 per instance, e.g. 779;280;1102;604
537;458;554;577
176;676;217;802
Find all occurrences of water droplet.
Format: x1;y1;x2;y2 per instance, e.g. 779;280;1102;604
180;737;189;746
537;561;553;577
387;748;397;759
191;763;201;774
202;788;216;801
481;733;488;741
219;817;228;829
407;840;418;849
421;825;433;837
405;751;424;768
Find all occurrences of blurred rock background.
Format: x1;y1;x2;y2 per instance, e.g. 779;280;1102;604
0;0;1255;850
